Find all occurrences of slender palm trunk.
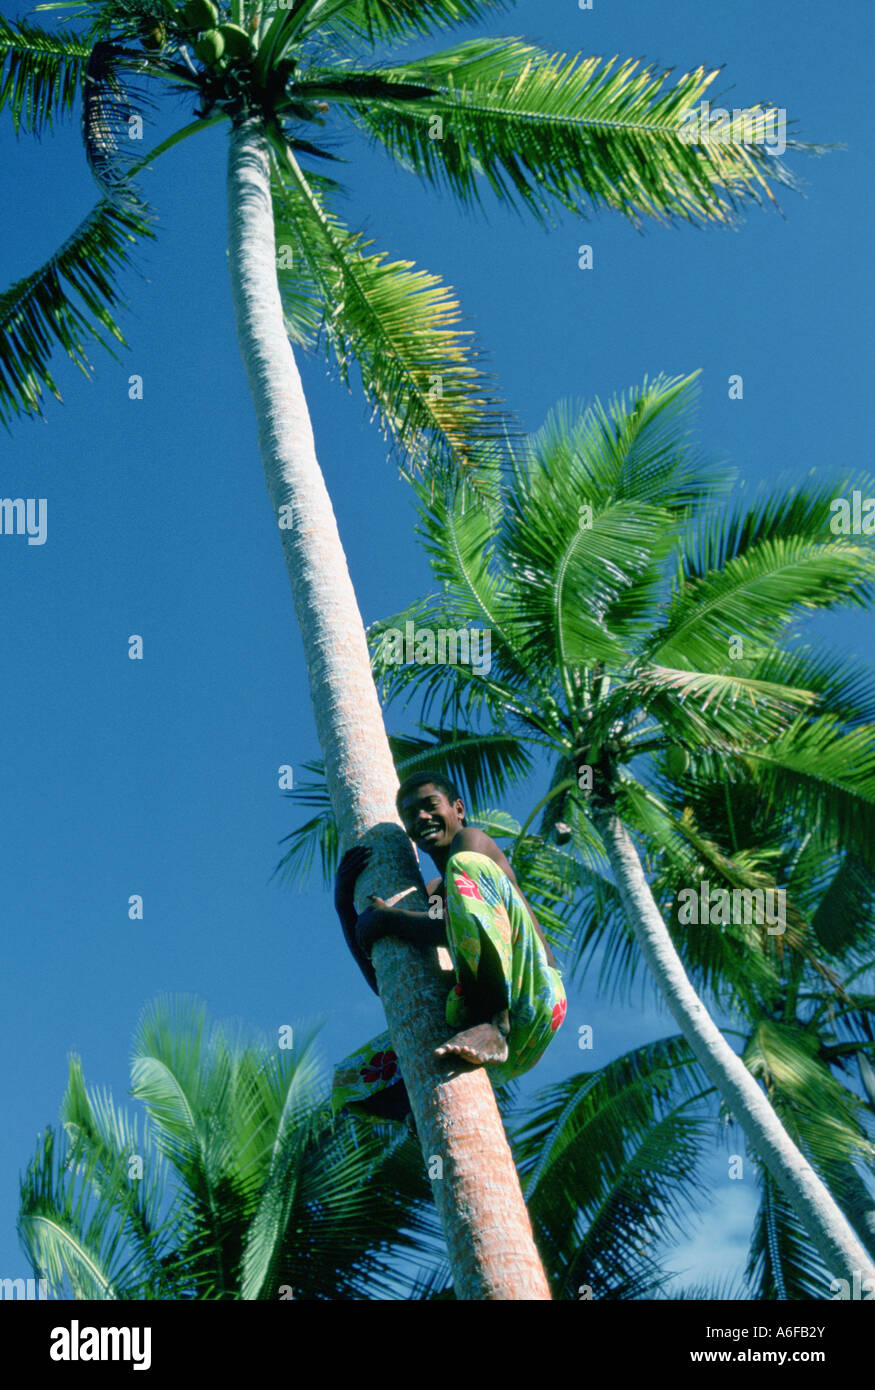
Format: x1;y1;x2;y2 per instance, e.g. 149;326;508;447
596;808;875;1286
226;116;549;1299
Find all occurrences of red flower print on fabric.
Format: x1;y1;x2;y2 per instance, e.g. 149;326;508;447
551;998;567;1032
361;1050;398;1084
454;873;483;902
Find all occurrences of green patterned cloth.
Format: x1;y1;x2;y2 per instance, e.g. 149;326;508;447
331;851;566;1116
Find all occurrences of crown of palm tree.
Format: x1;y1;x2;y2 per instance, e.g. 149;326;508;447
354;372;875;1296
1;1;817;464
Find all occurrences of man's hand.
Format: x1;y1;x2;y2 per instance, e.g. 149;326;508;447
354;905;387;957
355;899;417;953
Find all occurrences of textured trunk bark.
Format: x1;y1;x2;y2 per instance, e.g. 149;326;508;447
226;116;549;1299
596;808;875;1286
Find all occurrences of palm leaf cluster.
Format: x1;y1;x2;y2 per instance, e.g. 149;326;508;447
0;198;153;423
19;996;444;1299
279;373;875;1295
511;1035;715;1300
22;994;761;1299
1;0;813;443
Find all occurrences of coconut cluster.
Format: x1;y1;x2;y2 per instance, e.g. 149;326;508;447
184;0;253;67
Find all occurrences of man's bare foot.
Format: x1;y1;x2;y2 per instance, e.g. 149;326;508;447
435;1014;510;1066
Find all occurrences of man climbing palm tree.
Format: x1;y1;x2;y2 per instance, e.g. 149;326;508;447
332;771;566;1119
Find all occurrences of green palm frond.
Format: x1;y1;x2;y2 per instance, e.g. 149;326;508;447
21;994;446;1300
611;780;790;1013
744;1018;873;1167
504;833;586;954
0;14;89;134
243;1110;443;1300
269;135;511;478
18;1116;182;1300
660;1271;754;1299
742;718;875;863
273;762;338;888
511;1035;714;1299
649;534;875;671
20;1127;128;1299
130;996;264;1196
517;373;732;516
747;1163;833;1300
0;197;153;427
747;645;875;732
374;634;550;733
303;0;515;47
59;1057;183;1295
533;500;672;669
810;855;875;963
680;469;875;578
395;476;571;715
624;664;818;747
388;724;534;804
499;374;734;664
346;44;811;226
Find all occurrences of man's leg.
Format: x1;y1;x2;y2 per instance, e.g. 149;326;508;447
435;926;511;1065
436;851;566;1077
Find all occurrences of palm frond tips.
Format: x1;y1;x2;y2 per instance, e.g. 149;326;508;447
348;47;811;226
0;198;153;427
0;15;90;136
301;1;516;48
268;138;514;478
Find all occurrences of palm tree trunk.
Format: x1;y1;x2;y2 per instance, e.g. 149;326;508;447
226;115;549;1300
595;808;875;1287
832;1166;875;1257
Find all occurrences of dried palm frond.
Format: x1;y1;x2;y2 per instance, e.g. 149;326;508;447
82;40;154;199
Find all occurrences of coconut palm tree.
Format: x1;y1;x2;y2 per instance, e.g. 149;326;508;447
18;995;446;1299
631;762;875;1297
339;372;875;1283
283;726;875;1297
0;1;819;1296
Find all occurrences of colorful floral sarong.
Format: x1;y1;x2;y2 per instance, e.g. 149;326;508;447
331;851;566;1116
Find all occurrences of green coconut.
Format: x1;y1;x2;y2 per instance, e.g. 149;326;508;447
194;28;225;64
665;744;689;779
218;22;252;59
184;0;219;30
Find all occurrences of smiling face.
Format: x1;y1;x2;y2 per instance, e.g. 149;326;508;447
398;782;466;859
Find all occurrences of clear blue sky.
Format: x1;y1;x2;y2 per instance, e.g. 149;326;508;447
0;0;872;1295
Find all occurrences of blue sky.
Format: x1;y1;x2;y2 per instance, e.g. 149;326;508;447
0;0;872;1295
